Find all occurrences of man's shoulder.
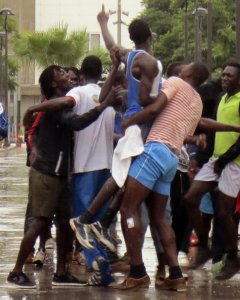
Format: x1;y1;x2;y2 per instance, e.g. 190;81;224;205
163;76;184;87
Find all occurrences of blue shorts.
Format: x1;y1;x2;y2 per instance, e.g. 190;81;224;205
199;192;213;215
129;142;179;196
71;169;111;219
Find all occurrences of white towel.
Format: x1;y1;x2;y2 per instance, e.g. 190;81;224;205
0;103;3;114
112;125;144;188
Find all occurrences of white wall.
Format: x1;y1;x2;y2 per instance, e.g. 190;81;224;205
34;0;143;83
35;0;143;48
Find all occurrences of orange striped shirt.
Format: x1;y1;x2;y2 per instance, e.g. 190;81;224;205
147;77;202;154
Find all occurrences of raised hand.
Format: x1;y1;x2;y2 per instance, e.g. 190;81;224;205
97;4;109;24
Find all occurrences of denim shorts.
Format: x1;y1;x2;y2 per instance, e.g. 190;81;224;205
129;142;179;196
199;192;213;215
71;169;111;219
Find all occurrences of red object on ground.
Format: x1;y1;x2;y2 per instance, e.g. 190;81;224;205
190;232;199;247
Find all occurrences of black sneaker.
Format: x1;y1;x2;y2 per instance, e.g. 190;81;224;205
190;247;212;269
69;218;95;249
90;222;116;253
52;273;87;286
215;256;240;280
7;272;36;289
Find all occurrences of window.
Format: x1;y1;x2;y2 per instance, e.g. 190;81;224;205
89;33;100;50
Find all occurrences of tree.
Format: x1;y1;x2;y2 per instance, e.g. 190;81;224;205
140;0;236;74
13;24;89;68
0;16;18;91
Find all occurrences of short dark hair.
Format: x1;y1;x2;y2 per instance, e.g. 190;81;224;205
166;61;185;78
128;19;152;44
64;66;79;76
223;59;240;77
80;55;102;80
191;63;210;86
39;65;62;99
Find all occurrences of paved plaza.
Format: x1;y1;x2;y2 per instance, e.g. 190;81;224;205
0;146;240;299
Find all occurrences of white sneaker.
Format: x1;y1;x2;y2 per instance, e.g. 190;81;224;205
32;249;46;266
45;238;55;249
178;251;190;268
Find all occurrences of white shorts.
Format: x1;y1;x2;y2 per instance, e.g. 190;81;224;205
194;159;240;198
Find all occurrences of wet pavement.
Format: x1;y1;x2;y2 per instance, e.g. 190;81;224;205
0;146;240;299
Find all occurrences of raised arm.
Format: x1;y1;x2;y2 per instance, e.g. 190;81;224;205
23;96;75;127
60;104;108;131
97;4;129;62
97;4;116;50
99;47;121;103
197;117;240;132
61;87;123;131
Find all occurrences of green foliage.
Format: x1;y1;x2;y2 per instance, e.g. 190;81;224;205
0;16;17;33
0;15;18;91
13;24;89;68
8;57;19;91
85;48;112;71
140;0;238;74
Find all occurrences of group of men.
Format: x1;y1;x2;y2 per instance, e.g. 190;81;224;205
6;4;240;292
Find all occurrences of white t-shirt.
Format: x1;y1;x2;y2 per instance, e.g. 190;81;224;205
66;83;115;173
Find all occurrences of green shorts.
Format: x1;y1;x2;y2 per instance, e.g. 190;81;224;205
28;168;71;219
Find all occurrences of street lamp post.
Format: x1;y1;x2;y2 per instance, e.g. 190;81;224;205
109;0;128;46
192;7;208;63
0;7;14;147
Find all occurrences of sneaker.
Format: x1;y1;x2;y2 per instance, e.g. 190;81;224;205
215;256;240;280
190;247;212;269
212;260;224;273
90;222;116;253
45;238;55;249
87;257;114;286
69;218;94;250
156;276;187;292
112;233;122;245
112;275;150;290
178;251;190;268
32;249;46;267
52;273;87;286
7;272;36;289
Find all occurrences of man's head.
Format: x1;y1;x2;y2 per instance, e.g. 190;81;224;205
39;65;72;99
80;55;102;82
166;61;186;78
221;60;240;93
65;67;79;87
128;19;152;45
180;62;209;88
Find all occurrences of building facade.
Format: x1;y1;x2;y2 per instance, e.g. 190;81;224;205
0;0;143;125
